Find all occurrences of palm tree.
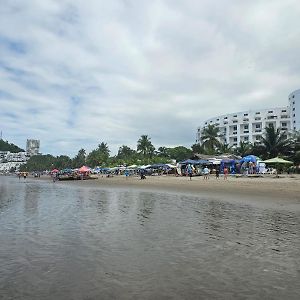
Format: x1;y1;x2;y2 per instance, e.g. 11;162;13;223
201;124;220;153
259;124;292;158
137;135;155;158
235;141;252;157
217;142;233;154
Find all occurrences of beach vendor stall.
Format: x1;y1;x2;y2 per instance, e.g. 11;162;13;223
78;165;91;179
178;159;211;176
220;159;237;174
239;155;258;175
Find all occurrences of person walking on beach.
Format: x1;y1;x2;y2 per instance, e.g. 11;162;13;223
215;168;220;179
125;169;129;179
203;166;210;180
23;172;27;181
186;164;193;180
223;167;228;180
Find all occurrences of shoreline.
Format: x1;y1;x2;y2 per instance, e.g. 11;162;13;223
41;174;300;207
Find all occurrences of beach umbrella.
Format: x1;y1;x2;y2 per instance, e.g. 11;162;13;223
51;168;59;173
78;165;91;172
263;157;293;164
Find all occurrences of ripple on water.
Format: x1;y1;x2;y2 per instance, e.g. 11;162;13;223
0;176;300;300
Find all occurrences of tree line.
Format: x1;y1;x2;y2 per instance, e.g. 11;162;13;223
195;124;300;163
19;127;300;172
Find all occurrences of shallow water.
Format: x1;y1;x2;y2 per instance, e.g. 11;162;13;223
0;176;299;299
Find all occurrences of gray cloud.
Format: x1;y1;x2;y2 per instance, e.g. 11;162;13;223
0;0;299;156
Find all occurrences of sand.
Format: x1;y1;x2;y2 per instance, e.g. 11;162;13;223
57;174;300;206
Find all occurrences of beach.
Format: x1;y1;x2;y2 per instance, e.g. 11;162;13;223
54;174;300;207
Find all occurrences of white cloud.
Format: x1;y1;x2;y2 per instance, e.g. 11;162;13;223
0;0;299;156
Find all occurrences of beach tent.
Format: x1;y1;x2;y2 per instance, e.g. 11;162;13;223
240;155;257;164
220;159;237;174
179;159;211;165
51;168;59;173
263;157;293;164
78;165;91;173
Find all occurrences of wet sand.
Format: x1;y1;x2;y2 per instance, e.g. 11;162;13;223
56;174;300;206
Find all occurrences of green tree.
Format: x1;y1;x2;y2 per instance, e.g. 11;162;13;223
157;146;170;158
191;143;203;153
234;141;252;157
0;139;24;152
217;142;233;154
137;135;155;158
72;148;86;168
167;146;192;162
201;125;220;154
117;145;136;159
86;142;110;167
255;124;292;159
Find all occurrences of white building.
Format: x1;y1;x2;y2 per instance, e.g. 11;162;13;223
0;151;29;172
26;139;40;156
196;89;300;147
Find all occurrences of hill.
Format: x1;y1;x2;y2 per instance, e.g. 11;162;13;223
0;139;25;153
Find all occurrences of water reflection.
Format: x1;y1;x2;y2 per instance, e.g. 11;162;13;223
0;176;299;300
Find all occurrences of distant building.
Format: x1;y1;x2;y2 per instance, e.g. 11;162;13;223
26;139;40;156
0;151;28;173
196;89;300;147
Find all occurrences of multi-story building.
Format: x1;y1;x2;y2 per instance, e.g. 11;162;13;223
196;89;300;147
26;139;40;156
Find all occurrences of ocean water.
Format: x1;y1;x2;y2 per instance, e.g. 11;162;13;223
0;176;299;300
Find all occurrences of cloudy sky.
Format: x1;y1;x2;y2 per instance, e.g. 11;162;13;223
1;0;300;156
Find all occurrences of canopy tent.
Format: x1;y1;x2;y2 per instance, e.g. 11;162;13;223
240;155;258;164
78;165;91;173
51;168;59;173
179;159;211;165
220;159;237;174
127;165;138;169
146;163;171;169
263;157;293;164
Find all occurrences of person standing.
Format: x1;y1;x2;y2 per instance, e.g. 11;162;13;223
215;168;220;179
186;164;193;180
203;166;210;180
223;167;228;180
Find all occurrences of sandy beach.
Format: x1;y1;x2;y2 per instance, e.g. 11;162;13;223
53;174;300;206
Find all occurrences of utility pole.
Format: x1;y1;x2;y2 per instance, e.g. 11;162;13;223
0;130;2;140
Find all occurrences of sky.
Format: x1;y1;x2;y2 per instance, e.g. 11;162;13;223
1;0;300;157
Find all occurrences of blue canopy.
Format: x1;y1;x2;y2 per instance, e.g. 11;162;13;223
240;155;257;164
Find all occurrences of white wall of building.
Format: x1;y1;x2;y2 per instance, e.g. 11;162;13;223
196;90;297;147
289;89;300;131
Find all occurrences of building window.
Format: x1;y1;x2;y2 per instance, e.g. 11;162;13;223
244;113;248;116
256;136;261;140
293;114;296;117
255;124;260;128
233;137;237;142
233;126;237;130
255;117;261;120
244;125;249;129
281;110;286;112
244;136;249;141
293;95;295;98
224;117;228;119
233;120;238;123
233;115;237;117
255;112;260;114
282;122;287;127
293;108;295;111
268;110;273;113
